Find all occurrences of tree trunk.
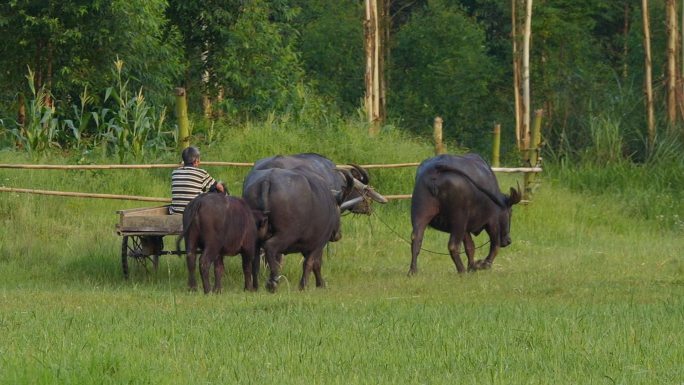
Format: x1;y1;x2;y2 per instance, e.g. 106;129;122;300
512;0;522;150
680;0;684;120
522;0;533;154
201;43;212;119
379;0;388;124
365;0;383;136
175;87;191;149
642;0;655;149
666;0;677;125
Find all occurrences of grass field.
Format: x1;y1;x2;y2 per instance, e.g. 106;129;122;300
0;127;682;384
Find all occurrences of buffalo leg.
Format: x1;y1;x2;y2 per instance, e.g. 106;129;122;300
409;225;425;275
185;239;198;291
240;250;256;292
409;196;439;275
199;248;215;294
447;230;467;273
247;244;259;291
264;246;281;293
464;233;477;272
311;248;326;288
477;239;500;270
299;251;315;290
213;255;225;293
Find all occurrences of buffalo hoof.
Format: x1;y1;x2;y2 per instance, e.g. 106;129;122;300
474;260;492;270
407;268;418;276
266;280;278;293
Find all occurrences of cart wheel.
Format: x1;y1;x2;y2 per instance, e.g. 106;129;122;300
121;235;164;279
121;235;130;279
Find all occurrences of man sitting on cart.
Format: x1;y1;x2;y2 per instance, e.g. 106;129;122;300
169;146;226;214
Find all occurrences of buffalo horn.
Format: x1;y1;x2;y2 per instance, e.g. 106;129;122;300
352;178;388;204
339;196;365;210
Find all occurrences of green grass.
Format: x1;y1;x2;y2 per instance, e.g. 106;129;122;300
0;124;682;384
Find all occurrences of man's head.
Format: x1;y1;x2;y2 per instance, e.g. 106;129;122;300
182;146;200;166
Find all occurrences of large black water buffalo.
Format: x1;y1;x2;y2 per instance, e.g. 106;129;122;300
409;153;522;275
181;193;267;293
251;153;386;213
242;166;357;292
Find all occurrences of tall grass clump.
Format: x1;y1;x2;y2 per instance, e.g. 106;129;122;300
549;114;684;233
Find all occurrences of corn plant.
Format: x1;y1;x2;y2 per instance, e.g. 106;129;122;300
8;67;60;155
61;86;94;150
99;58;170;162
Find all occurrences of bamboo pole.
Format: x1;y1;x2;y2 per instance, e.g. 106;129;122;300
667;0;677;125
0;162;252;170
433;117;446;154
0;188;541;203
379;0;388;125
512;0;522;150
372;0;382;130
0;187;170;203
492;124;501;167
530;109;543;162
0;162;543;172
523;109;543;198
642;0;655;148
364;0;381;136
521;0;533;152
175;87;190;149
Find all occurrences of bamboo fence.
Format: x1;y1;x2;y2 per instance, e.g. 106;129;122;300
0;162;541;172
0;161;542;202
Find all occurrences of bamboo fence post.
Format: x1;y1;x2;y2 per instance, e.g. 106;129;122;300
365;0;382;136
523;109;543;198
521;0;533;152
667;0;677;126
433;117;446;155
492;124;501;167
175;87;190;149
642;0;655;149
512;0;522;150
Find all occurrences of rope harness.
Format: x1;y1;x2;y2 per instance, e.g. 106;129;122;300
369;209;491;256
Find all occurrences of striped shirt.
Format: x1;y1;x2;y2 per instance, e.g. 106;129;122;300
170;166;217;214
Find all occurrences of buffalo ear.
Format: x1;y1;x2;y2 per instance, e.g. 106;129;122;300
508;187;522;206
337;169;355;201
349;164;370;184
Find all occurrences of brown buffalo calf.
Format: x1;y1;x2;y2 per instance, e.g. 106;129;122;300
181;193;267;293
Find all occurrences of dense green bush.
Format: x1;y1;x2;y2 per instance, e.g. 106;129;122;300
388;1;498;153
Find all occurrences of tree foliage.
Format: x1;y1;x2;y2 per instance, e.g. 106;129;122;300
0;0;682;163
217;0;305;117
0;0;182;109
388;1;497;149
291;0;365;114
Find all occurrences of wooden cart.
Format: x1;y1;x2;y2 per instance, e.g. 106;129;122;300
115;206;184;279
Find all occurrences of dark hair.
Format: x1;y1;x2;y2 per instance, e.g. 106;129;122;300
181;146;200;166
